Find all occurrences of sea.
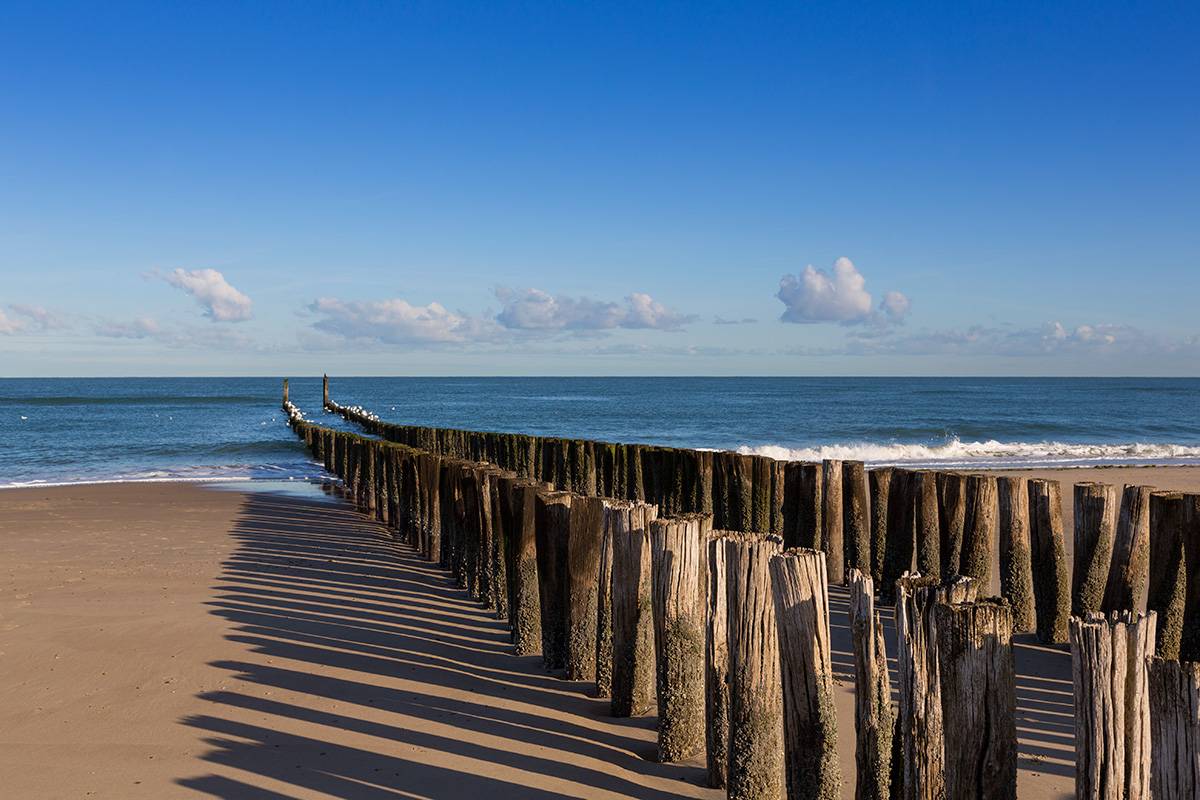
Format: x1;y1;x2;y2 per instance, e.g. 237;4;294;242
2;376;1199;490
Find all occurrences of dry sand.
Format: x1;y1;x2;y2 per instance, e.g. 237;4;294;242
3;466;1199;798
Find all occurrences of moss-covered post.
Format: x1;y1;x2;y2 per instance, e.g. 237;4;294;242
997;476;1035;633
1102;484;1153;614
868;467;893;584
1029;478;1069;644
849;569;893;800
1073;482;1118;618
1148;491;1187;659
821;459;844;584
938;472;968;581
881;469;914;605
565;495;606;682
726;534;785;800
650;513;711;762
500;477;546;654
706;530;731;789
1179;494;1200;662
913;470;941;581
769;547;840;800
611;501;659;718
843;460;870;577
961;474;997;591
535;490;574;670
594;499;618;697
796;462;823;551
936;598;1017;800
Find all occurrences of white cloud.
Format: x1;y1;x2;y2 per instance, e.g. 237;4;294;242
777;257;909;327
0;303;69;335
495;287;694;332
308;297;502;344
152;268;253;322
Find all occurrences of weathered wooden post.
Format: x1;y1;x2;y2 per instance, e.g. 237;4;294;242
881;470;914;605
1073;482;1118;618
936;597;1017;800
650;513;711;761
821;459;845;584
322;373;329;406
1180;494;1200;662
997;476;1035;632
733;454;755;532
1073;611;1156;800
769;547;840;800
706;530;731;789
1028;477;1070;644
752;455;774;534
610;501;659;718
794;462;823;551
535;490;574;671
565;495;606;682
499;477;543;653
961;474;997;591
913;470;941;581
868;467;893;584
282;378;289;408
1147;491;1187;659
726;535;785;799
848;569;893;800
937;472;967;581
1101;484;1153;614
843;460;870;577
1149;656;1200;800
595;499;618;697
894;573;949;800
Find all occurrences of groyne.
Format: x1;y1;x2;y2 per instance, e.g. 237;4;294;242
283;377;1200;798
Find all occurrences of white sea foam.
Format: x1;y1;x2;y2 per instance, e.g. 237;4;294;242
735;439;1200;469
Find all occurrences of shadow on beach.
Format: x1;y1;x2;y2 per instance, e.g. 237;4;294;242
177;490;715;799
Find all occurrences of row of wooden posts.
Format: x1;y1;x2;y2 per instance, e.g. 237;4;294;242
278;378;1200;799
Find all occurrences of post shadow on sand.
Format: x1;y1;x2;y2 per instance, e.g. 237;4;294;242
177;490;711;800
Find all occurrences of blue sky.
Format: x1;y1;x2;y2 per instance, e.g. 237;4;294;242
3;1;1198;376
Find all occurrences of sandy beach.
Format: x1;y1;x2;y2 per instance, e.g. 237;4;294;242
4;466;1199;798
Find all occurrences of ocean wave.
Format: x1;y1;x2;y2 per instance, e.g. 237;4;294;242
735;439;1200;469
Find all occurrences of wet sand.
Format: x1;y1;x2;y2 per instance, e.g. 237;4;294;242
4;466;1198;798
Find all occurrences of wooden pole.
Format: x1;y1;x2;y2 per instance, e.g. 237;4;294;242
997;476;1035;633
502;478;545;654
1179;494;1200;662
1028;477;1070;644
961;474;997;591
610;501;659;718
868;467;893;584
595;499;617;698
726;535;785;800
565;495;606;683
1073;482;1118;618
1073;611;1156;800
322;373;328;406
894;573;947;800
282;378;289;408
650;513;711;761
881;470;914;605
706;530;731;789
843;460;870;577
848;569;893;800
935;598;1017;800
769;547;841;800
1147;491;1186;659
796;462;823;551
1149;656;1200;800
1101;484;1153;614
913;470;941;581
535;490;573;671
822;459;845;584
